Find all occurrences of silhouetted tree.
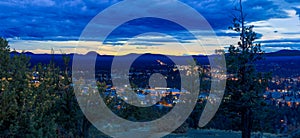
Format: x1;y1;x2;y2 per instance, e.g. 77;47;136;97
224;1;270;137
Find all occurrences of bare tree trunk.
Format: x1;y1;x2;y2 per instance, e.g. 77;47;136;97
81;116;91;138
242;108;253;138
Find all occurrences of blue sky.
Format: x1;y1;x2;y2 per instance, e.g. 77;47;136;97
0;0;300;55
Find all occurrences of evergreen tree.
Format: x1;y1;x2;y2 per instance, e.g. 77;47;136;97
0;38;58;137
54;53;83;137
0;38;19;136
0;38;37;136
224;1;270;137
30;63;58;137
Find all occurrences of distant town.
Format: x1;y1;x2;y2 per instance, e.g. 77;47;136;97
11;50;300;135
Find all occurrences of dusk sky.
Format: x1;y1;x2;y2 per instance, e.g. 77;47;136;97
0;0;300;55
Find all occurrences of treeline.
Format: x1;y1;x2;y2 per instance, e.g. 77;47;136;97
0;38;104;137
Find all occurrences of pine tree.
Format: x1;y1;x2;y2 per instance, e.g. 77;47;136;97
30;62;60;137
224;1;270;137
0;38;58;137
54;53;83;137
0;37;19;136
0;38;37;136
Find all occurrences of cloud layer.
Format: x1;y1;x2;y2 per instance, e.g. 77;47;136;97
0;0;299;54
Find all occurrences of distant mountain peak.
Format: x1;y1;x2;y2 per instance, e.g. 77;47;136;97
24;51;34;55
85;51;99;55
267;49;300;56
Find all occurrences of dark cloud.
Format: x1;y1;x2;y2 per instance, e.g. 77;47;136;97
264;43;300;47
215;31;263;39
285;0;300;3
130;42;163;46
180;0;289;29
215;32;239;37
0;0;118;39
257;38;300;43
283;32;300;35
0;0;297;42
263;44;300;52
242;0;289;21
294;7;300;18
103;17;197;45
258;39;300;52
